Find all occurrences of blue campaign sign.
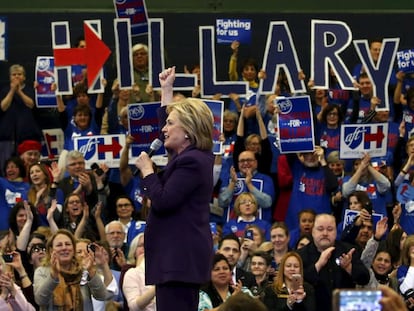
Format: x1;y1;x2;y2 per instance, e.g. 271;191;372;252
276;95;315;153
203;100;224;155
397;182;414;205
127;102;166;157
35;56;57;108
397;49;414;73
343;209;383;230
216;19;252;44
0;17;7;61
114;0;148;37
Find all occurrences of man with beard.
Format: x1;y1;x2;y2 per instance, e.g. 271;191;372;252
298;214;370;311
284;146;338;231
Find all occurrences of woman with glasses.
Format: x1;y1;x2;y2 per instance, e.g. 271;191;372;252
316;104;343;158
114;195;146;245
249;251;273;300
51;193;105;241
222;193;271;240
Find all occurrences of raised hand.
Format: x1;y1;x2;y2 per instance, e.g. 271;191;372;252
159;67;176;88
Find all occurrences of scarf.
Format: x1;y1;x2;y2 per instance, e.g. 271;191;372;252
373;270;389;285
53;262;83;311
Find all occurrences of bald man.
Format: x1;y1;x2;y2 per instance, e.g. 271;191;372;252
297;214;370;311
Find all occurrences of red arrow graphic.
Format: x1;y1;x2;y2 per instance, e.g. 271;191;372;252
53;23;111;89
97;137;123;158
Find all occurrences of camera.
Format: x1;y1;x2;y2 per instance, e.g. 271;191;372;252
87;243;96;253
332;289;382;311
2;254;13;263
91;163;104;176
404;289;414;300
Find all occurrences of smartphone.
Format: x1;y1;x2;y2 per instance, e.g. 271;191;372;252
87;243;96;253
244;229;254;240
364;201;373;214
2;254;13;263
332;289;382;311
291;274;302;291
91;163;104;176
209;222;217;235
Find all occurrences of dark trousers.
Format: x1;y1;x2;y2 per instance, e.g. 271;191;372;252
156;281;200;311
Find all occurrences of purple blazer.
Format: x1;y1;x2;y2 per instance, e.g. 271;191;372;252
141;106;214;285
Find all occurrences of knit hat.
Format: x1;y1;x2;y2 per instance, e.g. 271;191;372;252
17;140;42;155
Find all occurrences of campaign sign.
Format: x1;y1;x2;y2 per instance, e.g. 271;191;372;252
276;96;315;153
128;102;166;157
204;100;224;155
74;134;125;168
114;0;148;36
0;17;7;61
216;19;252;44
35;57;57;108
42;129;64;159
397;49;414;73
340;123;388;159
343;209;383;230
397;182;414;204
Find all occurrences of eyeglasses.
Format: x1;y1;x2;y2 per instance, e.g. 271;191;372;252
116;203;132;208
68;200;81;205
31;245;46;254
67;161;85;167
238;158;255;164
239;200;254;205
328;112;338;116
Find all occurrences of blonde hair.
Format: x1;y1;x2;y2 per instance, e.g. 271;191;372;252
166;98;214;151
9;64;25;76
233;192;258;217
402;235;414;266
127;233;144;264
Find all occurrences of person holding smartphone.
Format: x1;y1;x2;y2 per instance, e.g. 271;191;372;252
263;251;315;310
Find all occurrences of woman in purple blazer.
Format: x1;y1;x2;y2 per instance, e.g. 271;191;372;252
135;67;214;311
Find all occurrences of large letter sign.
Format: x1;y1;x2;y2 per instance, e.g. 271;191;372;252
199;26;248;98
311;20;355;90
149;19;197;91
260;21;306;95
353;38;399;110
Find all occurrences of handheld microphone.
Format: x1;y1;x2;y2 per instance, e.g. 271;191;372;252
133;138;163;176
